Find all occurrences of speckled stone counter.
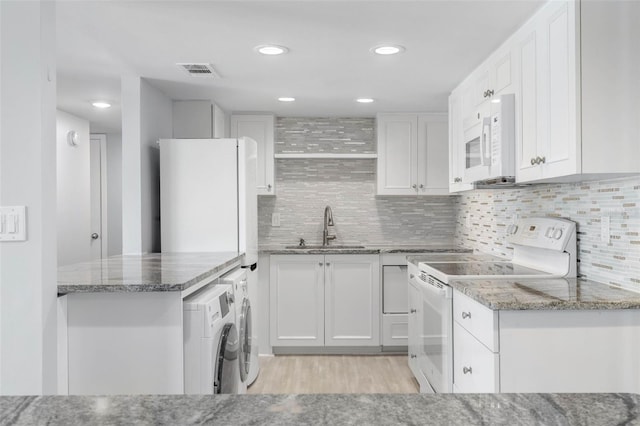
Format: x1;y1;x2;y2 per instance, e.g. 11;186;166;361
260;245;472;255
1;393;638;425
57;252;242;295
449;277;640;310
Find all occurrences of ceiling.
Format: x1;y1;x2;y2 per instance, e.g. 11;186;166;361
56;0;545;133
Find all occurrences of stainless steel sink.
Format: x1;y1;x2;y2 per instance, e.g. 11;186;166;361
284;245;366;250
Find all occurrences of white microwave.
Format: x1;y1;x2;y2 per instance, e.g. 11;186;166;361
463;94;515;183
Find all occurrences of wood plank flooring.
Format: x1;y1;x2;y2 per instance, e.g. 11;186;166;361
247;355;419;394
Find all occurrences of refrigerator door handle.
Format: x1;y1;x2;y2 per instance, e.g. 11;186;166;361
241;263;258;271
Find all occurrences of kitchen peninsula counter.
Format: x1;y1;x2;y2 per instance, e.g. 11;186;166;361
2;393;638;425
57;252;242;295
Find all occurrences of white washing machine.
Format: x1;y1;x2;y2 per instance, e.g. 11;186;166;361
183;283;243;394
219;267;258;389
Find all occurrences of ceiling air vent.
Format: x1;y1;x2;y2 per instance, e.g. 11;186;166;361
176;63;221;78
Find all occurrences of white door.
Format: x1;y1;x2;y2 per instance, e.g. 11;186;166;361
324;254;380;346
269;255;325;347
89;134;107;260
417;114;449;195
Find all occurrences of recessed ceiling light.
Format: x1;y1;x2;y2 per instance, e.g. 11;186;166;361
278;97;296;102
371;45;405;55
92;101;111;108
256;45;289;55
356;98;375;104
92;101;111;109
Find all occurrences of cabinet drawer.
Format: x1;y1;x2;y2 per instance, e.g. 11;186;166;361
382;314;407;347
453;322;499;393
453;290;499;352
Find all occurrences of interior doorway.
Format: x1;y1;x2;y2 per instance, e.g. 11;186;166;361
90;134;108;260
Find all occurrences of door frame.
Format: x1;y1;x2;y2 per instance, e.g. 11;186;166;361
90;133;109;258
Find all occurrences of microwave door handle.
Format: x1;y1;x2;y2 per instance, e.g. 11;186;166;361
480;121;490;166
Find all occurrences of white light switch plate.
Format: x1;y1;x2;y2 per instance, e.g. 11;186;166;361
272;213;281;227
0;206;27;241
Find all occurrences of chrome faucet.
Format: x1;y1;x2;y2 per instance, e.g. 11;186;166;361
322;205;336;246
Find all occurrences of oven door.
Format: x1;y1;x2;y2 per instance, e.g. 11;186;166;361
463;117;492;183
416;275;453;393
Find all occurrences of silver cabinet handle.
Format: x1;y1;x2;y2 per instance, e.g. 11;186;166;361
412;184;417;189
454;177;462;183
462;312;471;319
530;157;536;166
91;233;99;240
410;308;417;313
267;184;272;191
463;366;473;374
539;156;546;164
419;184;424;189
318;263;323;266
410;354;417;359
325;263;330;266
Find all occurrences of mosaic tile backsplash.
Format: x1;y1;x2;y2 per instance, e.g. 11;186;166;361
258;117;457;246
275;117;376;154
454;176;640;291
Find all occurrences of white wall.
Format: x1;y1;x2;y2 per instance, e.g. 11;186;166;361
0;0;57;395
140;79;172;253
121;76;172;254
106;133;122;256
56;111;91;266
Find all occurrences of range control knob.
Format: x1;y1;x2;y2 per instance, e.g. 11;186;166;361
545;227;555;238
507;224;518;235
552;229;563;240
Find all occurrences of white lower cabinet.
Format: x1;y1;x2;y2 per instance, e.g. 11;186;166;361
453;289;640;393
453;322;499;393
270;254;380;348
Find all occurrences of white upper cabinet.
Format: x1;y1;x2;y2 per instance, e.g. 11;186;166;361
172;100;228;139
230;114;275;195
377;113;450;196
451;0;640;185
514;1;578;183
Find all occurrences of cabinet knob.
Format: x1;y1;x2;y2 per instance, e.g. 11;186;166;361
454;177;462;183
419;184;424;189
462;311;471;319
539;156;546;164
530;157;536;166
463;366;473;375
412;184;417;189
410;308;417;313
318;263;323;266
91;233;99;240
410;354;417;359
409;274;415;279
325;263;330;266
267;184;272;191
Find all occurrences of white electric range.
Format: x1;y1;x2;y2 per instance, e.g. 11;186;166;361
408;217;577;393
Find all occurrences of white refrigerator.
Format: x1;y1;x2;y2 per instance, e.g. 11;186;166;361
159;137;257;265
159;137;260;385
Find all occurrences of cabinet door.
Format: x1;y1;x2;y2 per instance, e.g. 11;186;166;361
516;1;578;183
376;114;418;195
448;93;473;193
269;255;324;347
539;0;578;180
230;115;275;195
324;255;380;346
407;278;421;377
417;114;449;195
491;48;515;98
453;322;499;393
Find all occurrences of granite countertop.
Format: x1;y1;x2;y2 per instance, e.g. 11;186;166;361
1;393;638;425
57;252;242;295
450;277;640;310
260;245;472;255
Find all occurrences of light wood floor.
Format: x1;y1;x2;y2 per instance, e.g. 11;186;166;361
247;355;419;394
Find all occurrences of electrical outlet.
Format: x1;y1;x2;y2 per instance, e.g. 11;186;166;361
271;213;281;227
601;216;610;244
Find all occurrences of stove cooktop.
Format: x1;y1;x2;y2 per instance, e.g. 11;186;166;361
419;261;554;284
